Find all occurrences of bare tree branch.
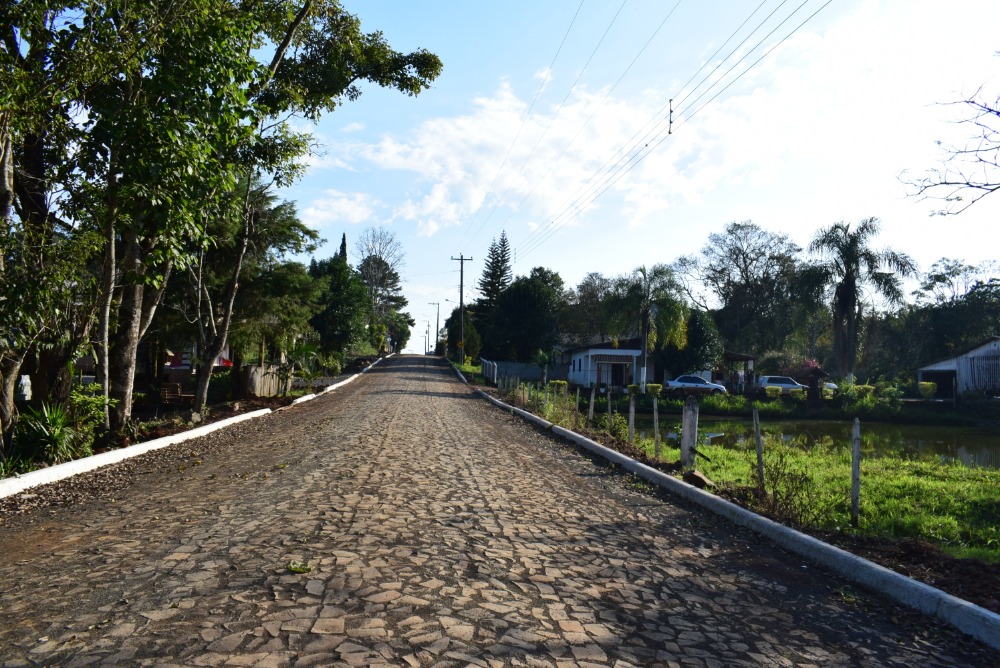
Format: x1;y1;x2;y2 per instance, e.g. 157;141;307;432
904;87;1000;215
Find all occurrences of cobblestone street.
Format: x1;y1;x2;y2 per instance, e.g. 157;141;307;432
0;355;996;667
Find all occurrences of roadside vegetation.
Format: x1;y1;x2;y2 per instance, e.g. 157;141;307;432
481;370;1000;564
2;3;440;471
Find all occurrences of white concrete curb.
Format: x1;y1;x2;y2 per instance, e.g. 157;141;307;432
0;356;390;500
450;360;469;384
0;409;272;500
475;389;1000;652
319;354;388;395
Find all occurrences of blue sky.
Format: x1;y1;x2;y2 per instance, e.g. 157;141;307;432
277;1;1000;354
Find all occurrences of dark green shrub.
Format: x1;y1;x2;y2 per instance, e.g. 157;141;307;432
15;403;91;465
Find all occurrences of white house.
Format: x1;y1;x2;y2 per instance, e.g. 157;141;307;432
564;339;646;389
917;336;1000;397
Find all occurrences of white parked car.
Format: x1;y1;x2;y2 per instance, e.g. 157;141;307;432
756;375;807;395
665;374;728;396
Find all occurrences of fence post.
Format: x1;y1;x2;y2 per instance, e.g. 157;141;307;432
851;418;862;527
628;390;636;443
680;395;699;469
753;407;765;495
588;385;596;425
653;396;660;460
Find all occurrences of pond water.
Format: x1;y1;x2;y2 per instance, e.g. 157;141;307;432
632;416;1000;469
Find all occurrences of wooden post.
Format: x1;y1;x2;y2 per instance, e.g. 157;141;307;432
575;387;581;428
680;395;699;469
588;384;596;425
628;391;635;443
753;407;765;495
653;396;660;461
851;418;862;528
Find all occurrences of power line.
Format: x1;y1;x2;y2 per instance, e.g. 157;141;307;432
462;0;635;253
492;0;688;242
514;0;834;263
453;0;586;256
512;0;779;259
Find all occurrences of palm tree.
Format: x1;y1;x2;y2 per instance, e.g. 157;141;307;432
809;218;916;382
610;265;688;388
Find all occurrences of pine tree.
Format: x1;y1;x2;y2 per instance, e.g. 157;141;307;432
339;233;348;261
477;231;512;310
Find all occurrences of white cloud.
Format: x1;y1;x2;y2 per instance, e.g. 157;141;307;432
301;190;379;230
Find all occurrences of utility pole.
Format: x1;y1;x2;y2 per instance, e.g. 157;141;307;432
451;255;473;363
429;302;440;355
425;321;430;354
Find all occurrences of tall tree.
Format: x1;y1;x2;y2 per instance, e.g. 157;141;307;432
809;217;917;382
680;221;801;354
477;231;513;310
474;231;512;356
354;226;408;350
609;264;688;388
491;267;566;361
656;309;723;379
309;256;369;354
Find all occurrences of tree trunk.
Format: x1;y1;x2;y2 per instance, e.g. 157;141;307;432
96;197;117;429
109;231;145;435
0;353;27;455
193;207;252;413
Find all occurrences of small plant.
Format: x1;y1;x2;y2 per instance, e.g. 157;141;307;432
286;560;311;574
918;381;937;399
764;386;782;399
14;403;91;465
595;412;629;442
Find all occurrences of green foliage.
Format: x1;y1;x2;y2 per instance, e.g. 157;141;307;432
68;385;116;444
646;384;663;397
0;453;36;478
918;381;937;399
309;256;369;354
14;403;91;465
491;268;565;361
765;386;782;399
809;218;916;379
595;412;630;442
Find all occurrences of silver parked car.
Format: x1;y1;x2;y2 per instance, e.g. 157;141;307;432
665;374;728;396
756;375;807;395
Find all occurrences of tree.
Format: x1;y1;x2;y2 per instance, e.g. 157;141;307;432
907;81;1000;215
491;268;566;361
180;185;320;411
562;272;614;346
657;309;723;379
809;217;917;382
680;221;801;353
609;264;688;388
385;311;415;354
309;255;369;354
474;231;513;357
477;231;513;311
354;227;408;350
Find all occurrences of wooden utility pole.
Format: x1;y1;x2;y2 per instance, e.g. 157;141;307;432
451;255;472;363
429;301;440;354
